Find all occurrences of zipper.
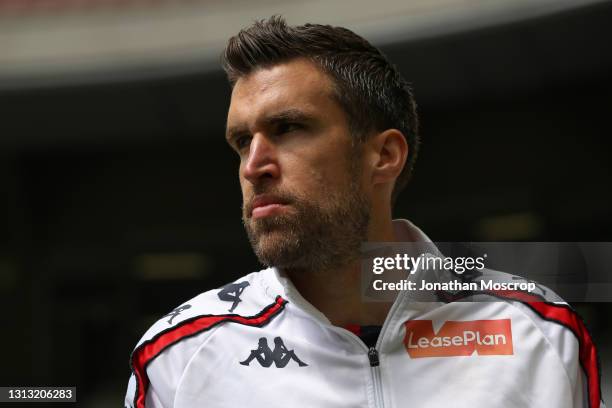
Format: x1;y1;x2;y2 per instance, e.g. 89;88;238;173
368;347;384;408
366;286;410;408
368;347;380;367
327;326;387;407
327;287;409;407
278;266;411;408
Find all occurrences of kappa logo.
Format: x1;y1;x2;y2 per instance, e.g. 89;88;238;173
240;337;308;368
218;281;250;312
404;319;513;358
162;304;191;325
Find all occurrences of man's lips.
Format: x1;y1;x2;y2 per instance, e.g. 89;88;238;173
252;203;288;219
249;195;290;219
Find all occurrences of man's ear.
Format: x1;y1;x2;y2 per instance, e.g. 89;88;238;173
369;129;408;186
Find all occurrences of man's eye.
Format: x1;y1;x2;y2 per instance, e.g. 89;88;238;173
235;135;251;150
277;122;302;134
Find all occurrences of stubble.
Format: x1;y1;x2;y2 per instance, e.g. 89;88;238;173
242;158;370;274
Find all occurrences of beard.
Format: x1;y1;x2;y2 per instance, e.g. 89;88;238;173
242;167;370;273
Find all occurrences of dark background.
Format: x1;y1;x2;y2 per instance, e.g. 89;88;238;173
1;2;611;406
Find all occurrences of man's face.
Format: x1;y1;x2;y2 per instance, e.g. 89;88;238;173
226;58;370;272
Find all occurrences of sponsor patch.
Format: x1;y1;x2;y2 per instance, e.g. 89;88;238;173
404;319;513;358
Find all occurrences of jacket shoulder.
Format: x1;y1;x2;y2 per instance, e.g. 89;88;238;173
134;269;277;347
461;268;602;408
125;268;285;408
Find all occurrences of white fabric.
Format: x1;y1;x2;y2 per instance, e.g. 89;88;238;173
125;219;603;408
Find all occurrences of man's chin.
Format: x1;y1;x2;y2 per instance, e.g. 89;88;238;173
252;229;296;250
249;230;303;266
246;211;300;236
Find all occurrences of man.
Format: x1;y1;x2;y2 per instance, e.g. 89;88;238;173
125;17;604;408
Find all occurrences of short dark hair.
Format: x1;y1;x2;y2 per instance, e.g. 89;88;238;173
221;16;420;204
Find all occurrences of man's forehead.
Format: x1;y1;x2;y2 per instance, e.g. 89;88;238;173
227;59;337;124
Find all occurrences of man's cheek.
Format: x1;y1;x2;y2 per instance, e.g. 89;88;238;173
240;186;251;206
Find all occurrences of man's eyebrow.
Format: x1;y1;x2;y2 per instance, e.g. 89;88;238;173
226;109;314;142
225;124;248;143
263;109;313;126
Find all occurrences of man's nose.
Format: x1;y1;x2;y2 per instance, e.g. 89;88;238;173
242;133;280;183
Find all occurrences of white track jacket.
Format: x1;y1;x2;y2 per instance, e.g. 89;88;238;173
125;220;604;408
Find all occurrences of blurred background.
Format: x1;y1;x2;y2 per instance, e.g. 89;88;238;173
1;0;611;406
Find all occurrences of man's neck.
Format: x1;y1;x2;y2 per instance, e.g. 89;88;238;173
284;216;397;328
285;261;394;327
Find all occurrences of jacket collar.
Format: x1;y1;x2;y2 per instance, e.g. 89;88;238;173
261;219;435;324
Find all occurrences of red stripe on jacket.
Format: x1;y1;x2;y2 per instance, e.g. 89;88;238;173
441;289;601;408
131;296;287;408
